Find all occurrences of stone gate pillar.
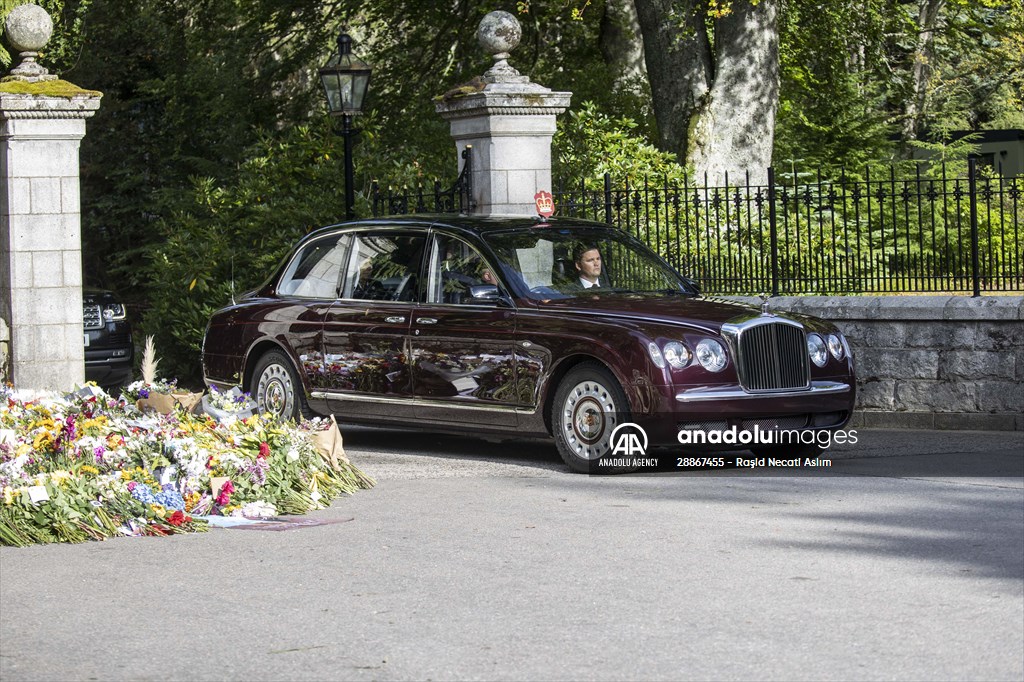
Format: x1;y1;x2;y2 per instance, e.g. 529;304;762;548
0;4;101;390
435;11;571;216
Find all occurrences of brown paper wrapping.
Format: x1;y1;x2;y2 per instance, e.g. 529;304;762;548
136;391;204;415
311;415;349;470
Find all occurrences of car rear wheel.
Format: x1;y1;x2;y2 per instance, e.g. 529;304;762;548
551;363;632;474
249;350;311;421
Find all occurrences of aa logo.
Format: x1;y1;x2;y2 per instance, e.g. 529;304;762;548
610;423;648;456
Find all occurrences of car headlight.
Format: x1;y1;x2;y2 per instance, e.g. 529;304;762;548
807;333;828;367
102;303;126;321
827;334;844;361
662;341;691;370
647;342;666;369
695;339;728;372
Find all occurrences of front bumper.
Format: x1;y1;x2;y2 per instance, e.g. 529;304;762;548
635;379;856;445
675;380;851;403
85;348;133;388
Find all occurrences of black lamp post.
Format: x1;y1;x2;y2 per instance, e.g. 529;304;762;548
319;32;372;220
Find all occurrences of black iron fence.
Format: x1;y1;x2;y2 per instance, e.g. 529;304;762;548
372;159;1023;296
371;146;475;216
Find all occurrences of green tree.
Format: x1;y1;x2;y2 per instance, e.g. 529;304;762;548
68;0;332;293
774;0;899;171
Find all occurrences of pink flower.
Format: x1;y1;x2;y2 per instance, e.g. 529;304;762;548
215;479;235;507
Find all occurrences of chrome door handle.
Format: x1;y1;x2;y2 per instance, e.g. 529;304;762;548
416;318;438;325
385;316;406;323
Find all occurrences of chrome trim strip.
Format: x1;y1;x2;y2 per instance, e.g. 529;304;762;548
310;390;537;414
675;381;851;403
721;314;804;332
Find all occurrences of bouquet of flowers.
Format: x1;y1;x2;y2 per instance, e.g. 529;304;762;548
201;385;258;421
0;384;374;547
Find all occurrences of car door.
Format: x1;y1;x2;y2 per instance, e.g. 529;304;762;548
410;232;520;427
271;231;353;394
320;230;426;419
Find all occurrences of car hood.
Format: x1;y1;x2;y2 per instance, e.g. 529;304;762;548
82;288;121;306
532;294;835;334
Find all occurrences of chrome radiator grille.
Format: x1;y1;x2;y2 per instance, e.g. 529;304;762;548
735;322;809;391
83;304;102;330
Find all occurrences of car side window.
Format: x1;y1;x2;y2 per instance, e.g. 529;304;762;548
427;234;504;305
341;233;426;302
278;234;351;299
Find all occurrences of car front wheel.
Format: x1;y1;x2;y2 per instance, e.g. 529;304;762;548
551;362;632;474
249;350;310;421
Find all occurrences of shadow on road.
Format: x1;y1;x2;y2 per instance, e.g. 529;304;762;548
341;424;1024;583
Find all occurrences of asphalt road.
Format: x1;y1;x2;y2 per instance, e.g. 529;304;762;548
1;428;1022;681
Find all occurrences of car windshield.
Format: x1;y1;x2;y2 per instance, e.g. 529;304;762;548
482;226;695;300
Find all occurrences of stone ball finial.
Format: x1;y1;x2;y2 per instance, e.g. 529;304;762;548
477;10;521;58
5;3;53;53
477;10;527;83
4;3;56;81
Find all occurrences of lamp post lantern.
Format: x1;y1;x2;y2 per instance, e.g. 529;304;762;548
319;32;371;220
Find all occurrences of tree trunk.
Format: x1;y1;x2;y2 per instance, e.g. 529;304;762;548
633;0;713;159
692;0;780;184
634;0;780;185
903;0;946;142
599;0;648;89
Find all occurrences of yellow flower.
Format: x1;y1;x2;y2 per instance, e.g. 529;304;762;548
149;504;166;518
32;430;54;451
2;486;13;505
78;416;109;435
79;465;100;476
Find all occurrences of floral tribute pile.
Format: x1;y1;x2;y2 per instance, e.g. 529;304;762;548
0;382;374;547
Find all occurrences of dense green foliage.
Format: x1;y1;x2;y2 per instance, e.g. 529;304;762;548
145;123;347;380
4;0;1016;380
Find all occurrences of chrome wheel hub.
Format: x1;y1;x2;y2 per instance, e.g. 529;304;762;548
561;380;619;460
257;364;293;418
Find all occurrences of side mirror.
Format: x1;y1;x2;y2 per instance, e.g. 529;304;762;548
469;285;501;300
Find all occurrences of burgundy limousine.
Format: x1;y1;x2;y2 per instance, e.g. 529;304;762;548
202;216;855;472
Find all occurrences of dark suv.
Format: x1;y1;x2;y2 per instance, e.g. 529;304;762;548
83;288;133;389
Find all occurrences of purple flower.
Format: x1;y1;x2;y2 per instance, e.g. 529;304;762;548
139;388;150;398
94;446;105;463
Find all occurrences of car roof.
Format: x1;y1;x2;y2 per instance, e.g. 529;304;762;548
307;214;614;239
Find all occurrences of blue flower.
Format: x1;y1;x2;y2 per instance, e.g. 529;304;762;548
130;484;157;504
155;485;186;511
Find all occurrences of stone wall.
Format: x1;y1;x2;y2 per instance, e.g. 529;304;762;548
730;296;1024;431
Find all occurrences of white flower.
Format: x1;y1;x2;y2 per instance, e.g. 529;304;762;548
232;500;277;518
286;449;300;462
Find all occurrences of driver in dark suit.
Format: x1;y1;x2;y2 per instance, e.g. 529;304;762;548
571;245;605;289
